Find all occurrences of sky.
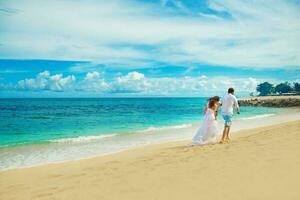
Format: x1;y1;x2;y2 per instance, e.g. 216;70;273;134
0;0;299;97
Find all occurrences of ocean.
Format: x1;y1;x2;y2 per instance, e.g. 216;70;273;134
0;97;286;170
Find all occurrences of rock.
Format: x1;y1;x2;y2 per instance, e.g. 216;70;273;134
239;97;300;107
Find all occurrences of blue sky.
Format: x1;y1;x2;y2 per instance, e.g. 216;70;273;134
0;0;299;97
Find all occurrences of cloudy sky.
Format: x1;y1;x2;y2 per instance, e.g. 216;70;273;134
0;0;299;97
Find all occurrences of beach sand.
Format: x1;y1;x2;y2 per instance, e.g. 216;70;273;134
1;120;300;200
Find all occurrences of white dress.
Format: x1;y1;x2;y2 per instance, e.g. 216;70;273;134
193;108;219;145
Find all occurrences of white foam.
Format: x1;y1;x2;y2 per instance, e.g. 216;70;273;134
51;124;193;144
138;123;193;133
51;134;117;144
240;114;275;120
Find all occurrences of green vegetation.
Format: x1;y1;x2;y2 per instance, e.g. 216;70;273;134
256;81;300;96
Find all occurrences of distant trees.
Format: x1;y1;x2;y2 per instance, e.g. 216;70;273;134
294;82;300;92
256;81;299;96
256;82;274;96
274;82;292;94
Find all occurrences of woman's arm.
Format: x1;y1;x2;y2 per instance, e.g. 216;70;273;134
214;110;218;120
214;105;219;119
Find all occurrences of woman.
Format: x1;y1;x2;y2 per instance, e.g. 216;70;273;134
192;98;220;145
204;96;220;119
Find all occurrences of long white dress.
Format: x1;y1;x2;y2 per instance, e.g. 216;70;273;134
193;108;219;145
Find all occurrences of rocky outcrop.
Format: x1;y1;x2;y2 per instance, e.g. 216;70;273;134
239;97;300;107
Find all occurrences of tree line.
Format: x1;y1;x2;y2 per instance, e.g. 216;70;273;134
255;82;300;96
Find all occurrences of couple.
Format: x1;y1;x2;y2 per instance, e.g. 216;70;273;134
193;88;240;145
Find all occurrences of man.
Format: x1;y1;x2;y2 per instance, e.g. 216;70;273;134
220;88;240;143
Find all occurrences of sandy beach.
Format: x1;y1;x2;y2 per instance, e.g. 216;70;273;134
1;0;300;199
1;118;300;200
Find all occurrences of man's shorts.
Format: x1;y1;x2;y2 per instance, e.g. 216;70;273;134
222;114;233;127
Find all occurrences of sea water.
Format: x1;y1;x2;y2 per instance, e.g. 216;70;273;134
0;98;287;170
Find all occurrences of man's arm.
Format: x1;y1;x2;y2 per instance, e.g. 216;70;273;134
234;96;240;114
236;106;240;114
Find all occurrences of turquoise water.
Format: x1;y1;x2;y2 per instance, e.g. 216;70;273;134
0;98;284;148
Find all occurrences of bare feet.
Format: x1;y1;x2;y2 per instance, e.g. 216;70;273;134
219;138;230;144
187;143;196;147
219;140;225;144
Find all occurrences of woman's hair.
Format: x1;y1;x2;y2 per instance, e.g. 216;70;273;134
210;96;220;102
208;99;216;109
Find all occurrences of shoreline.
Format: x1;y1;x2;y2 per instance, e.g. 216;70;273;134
1;108;299;171
1;119;300;199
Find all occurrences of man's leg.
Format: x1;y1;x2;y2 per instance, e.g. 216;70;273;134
221;115;226;142
225;126;231;141
221;126;226;141
221;126;229;142
225;115;232;141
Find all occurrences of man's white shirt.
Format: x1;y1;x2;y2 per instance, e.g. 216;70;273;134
221;94;239;115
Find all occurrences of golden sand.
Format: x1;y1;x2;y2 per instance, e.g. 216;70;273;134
1;120;300;200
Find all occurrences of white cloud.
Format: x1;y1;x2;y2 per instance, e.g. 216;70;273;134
79;71;110;92
84;71;101;81
111;72;260;96
0;0;299;69
5;70;295;96
113;71;150;93
17;71;76;92
116;71;145;82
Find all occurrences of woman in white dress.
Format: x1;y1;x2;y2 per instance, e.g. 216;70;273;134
192;97;220;145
